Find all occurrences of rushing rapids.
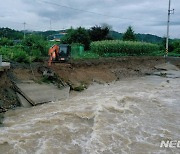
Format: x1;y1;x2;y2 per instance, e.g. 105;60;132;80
0;75;179;154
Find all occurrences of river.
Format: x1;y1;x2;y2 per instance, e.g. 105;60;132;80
0;75;179;154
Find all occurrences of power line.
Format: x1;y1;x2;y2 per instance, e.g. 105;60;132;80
37;0;149;22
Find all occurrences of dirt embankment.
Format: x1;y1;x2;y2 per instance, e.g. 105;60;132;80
51;57;166;88
0;56;179;111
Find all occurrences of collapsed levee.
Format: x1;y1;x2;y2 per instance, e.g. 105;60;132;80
14;81;70;107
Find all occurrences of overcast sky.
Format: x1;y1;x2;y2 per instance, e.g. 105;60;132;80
0;0;179;38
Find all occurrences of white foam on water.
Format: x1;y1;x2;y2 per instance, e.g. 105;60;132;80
0;76;180;154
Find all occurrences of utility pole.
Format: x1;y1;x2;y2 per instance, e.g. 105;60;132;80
165;0;174;57
23;22;26;39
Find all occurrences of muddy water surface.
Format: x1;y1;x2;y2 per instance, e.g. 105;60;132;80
0;76;180;154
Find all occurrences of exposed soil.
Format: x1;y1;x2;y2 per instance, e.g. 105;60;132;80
0;71;19;110
0;56;179;111
51;57;166;88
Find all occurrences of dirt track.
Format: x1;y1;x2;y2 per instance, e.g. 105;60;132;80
0;56;180;110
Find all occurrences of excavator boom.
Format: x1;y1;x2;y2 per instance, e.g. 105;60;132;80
48;45;59;66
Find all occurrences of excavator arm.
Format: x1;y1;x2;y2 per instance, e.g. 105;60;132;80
48;45;59;66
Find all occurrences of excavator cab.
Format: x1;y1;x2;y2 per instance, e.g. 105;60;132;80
58;44;71;62
48;44;71;66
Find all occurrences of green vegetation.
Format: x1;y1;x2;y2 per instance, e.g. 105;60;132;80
171;40;180;53
0;35;48;63
72;51;100;59
0;46;29;62
160;39;180;55
89;25;111;41
61;25;111;50
91;40;159;56
103;53;128;57
122;26;136;41
61;27;90;50
0;28;23;39
71;44;99;59
0;38;14;46
0;26;180;63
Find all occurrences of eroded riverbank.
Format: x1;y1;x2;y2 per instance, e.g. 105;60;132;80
0;57;167;110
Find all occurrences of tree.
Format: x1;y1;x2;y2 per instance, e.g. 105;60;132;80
123;26;136;41
22;34;48;56
89;25;111;41
61;27;90;50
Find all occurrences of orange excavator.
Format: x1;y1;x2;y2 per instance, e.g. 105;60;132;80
48;44;71;66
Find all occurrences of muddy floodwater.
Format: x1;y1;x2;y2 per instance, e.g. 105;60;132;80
0;75;180;154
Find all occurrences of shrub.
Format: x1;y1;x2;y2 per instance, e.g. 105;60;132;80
12;49;29;63
31;49;43;61
0;46;29;63
172;40;180;53
22;35;48;56
173;48;180;53
0;47;13;60
0;38;13;46
90;40;160;56
149;50;164;56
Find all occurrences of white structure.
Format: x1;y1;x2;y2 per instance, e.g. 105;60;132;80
0;55;10;72
0;55;2;66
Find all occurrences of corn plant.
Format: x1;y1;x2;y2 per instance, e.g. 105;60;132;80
90;40;160;56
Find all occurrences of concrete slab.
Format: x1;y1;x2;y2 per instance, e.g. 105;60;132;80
15;82;70;106
153;63;180;79
154;63;179;71
17;93;33;108
153;70;180;78
0;62;10;72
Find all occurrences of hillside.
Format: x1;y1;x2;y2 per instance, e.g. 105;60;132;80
136;33;163;44
0;27;164;44
0;28;23;39
109;31;163;44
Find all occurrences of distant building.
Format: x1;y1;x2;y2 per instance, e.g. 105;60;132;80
48;33;66;42
13;39;22;44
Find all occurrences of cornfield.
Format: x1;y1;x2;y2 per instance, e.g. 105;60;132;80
90;40;160;56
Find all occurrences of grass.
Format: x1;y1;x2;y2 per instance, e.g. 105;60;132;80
103;52;128;57
71;50;180;60
71;51;100;59
168;52;180;57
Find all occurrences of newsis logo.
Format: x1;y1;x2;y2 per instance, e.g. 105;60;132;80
160;140;180;148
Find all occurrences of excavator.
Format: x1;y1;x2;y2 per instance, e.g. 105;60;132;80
48;44;71;66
